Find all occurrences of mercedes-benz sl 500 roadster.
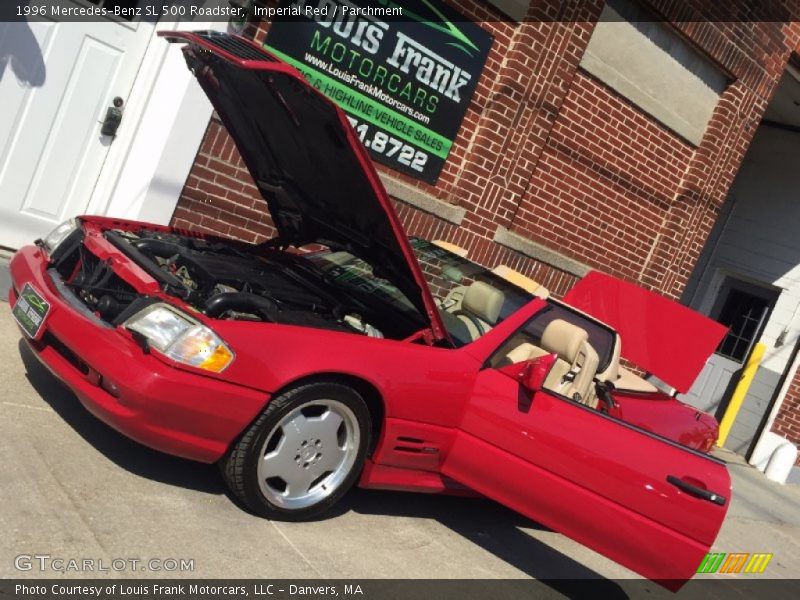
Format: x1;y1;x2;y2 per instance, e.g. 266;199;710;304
8;31;730;588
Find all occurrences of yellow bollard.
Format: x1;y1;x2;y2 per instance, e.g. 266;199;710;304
717;342;766;448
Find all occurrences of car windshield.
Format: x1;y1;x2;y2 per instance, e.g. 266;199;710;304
306;238;532;346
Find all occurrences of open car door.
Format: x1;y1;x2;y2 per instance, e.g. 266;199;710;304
443;310;730;588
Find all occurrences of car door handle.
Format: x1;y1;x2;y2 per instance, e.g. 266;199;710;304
666;475;726;506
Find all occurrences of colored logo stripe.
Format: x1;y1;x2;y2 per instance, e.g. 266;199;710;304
720;553;748;573
697;552;773;574
745;553;773;574
697;552;726;573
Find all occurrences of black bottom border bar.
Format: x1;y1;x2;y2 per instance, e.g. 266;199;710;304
3;579;800;600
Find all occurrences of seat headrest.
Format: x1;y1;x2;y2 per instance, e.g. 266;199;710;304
541;319;589;363
462;281;505;325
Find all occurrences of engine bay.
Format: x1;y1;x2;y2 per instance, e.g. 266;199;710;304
53;227;391;339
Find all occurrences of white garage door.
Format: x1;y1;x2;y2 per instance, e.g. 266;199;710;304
0;10;155;249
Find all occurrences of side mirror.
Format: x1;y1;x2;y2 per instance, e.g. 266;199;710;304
500;353;558;393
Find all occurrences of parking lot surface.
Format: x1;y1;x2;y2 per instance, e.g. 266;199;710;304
1;299;798;594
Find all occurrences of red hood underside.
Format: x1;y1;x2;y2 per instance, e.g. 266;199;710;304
159;30;446;342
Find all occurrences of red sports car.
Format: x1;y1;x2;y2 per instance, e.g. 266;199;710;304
8;31;730;587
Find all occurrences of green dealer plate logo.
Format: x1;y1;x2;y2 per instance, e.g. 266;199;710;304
12;283;51;339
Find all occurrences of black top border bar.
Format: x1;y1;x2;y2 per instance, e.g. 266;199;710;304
3;0;800;23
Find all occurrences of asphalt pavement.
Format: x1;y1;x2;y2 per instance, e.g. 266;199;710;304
0;297;798;596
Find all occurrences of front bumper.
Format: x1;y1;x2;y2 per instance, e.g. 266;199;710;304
8;245;269;463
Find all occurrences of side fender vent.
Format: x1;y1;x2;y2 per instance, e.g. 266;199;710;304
394;436;439;455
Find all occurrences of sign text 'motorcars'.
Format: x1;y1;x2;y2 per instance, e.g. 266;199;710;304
265;0;493;183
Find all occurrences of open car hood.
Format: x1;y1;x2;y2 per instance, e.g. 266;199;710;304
161;31;446;341
563;272;728;393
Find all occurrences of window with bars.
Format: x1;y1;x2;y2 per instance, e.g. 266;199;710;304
711;280;777;363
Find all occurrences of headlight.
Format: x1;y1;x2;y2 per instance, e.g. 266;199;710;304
43;218;78;254
124;304;234;373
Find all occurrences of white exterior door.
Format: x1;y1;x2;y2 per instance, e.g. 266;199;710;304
681;276;778;424
0;14;155;249
680;354;742;416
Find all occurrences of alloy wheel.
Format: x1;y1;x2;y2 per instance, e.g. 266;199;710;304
256;399;360;510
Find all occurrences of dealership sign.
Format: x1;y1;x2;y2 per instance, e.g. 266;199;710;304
264;0;493;183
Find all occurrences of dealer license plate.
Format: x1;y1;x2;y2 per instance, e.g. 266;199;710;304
12;283;51;340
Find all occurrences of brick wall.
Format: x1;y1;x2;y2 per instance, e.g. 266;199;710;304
172;120;276;243
510;69;695;282
774;372;800;447
169;2;800;449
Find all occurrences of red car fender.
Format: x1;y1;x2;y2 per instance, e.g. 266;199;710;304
211;318;479;424
610;389;719;452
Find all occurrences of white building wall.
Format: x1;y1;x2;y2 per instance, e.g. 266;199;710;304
689;124;800;454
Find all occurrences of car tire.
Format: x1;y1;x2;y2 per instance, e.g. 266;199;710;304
221;381;371;521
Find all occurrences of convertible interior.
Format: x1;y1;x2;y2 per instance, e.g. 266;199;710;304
434;276;658;409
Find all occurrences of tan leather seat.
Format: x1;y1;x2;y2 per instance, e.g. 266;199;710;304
615;367;659;393
540;320;598;404
502;319;599;406
454;281;505;341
